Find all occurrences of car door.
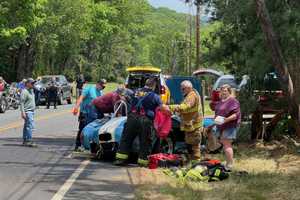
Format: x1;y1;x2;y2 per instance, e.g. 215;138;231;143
61;76;71;98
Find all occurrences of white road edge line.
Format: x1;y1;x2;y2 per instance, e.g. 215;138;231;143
51;159;90;200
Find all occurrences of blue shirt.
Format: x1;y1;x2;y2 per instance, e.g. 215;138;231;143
135;88;162;119
80;85;103;114
17;82;25;90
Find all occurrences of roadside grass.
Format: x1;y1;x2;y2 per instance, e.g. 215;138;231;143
104;82;120;93
204;100;214;116
131;141;300;200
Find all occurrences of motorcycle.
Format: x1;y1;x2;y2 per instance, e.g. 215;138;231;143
0;89;8;113
6;83;20;110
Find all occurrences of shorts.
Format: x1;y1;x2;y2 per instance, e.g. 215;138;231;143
215;127;238;140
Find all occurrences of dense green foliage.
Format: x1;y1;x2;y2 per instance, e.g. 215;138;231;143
0;0;209;82
204;0;300;89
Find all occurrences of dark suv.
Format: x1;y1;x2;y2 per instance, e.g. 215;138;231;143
36;75;72;105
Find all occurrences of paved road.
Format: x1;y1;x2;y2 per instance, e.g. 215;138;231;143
0;105;134;200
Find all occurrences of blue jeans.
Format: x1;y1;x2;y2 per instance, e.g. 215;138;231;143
23;111;35;141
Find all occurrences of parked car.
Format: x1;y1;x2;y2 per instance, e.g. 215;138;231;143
209;74;249;110
125;66;170;104
82;100;185;160
35;75;72;105
254;72;285;111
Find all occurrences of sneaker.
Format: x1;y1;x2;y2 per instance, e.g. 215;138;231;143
74;146;84;152
224;164;233;172
24;141;37;147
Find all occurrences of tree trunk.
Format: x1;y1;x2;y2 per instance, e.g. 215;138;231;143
16;37;35;80
255;0;300;137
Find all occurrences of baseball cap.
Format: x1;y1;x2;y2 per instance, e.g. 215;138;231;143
25;78;36;84
97;79;107;85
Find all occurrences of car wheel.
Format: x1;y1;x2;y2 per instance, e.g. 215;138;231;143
0;97;8;113
67;96;72;104
160;137;174;154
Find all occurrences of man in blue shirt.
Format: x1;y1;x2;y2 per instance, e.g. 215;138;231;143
72;78;106;150
115;78;162;166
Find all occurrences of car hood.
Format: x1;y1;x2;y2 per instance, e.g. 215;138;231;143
193;68;224;77
98;116;127;143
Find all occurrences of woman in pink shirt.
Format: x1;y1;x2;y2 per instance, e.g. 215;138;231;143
214;84;241;171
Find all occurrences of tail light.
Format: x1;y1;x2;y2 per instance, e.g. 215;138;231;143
259;95;268;101
160;85;166;95
276;90;284;97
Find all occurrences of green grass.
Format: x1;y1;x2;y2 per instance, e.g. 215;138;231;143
132;142;300;200
103;82;119;93
204;100;214;116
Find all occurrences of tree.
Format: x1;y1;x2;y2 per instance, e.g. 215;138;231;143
254;0;300;137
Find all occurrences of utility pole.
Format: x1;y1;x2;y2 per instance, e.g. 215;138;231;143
195;0;201;71
184;0;201;72
188;4;193;75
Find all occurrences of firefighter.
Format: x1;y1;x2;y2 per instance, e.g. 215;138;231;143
115;78;162;167
164;80;203;161
46;78;59;109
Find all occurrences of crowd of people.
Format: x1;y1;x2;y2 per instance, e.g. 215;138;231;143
70;76;241;171
7;73;240;171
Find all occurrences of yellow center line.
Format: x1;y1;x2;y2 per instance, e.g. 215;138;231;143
0;110;71;133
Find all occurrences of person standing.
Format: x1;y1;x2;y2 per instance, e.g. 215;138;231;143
46;78;59;109
214;84;241;171
165;80;203;161
72;78;106;151
76;74;85;98
33;78;42;108
20;78;36;147
115;78;162;167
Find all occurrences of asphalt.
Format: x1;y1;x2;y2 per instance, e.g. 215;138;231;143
0;105;134;200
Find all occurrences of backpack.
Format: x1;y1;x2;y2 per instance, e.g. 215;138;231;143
148;153;182;169
131;91;151;116
193;159;229;181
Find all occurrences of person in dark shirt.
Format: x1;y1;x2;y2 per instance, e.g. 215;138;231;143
115;78;162;167
92;87;130;118
46;78;59;109
76;74;85;98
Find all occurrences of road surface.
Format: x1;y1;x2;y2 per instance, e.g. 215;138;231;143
0;105;134;200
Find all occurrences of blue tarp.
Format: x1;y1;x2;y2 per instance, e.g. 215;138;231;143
166;76;203;105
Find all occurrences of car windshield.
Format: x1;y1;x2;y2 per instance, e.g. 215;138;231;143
41;77;59;84
215;78;238;89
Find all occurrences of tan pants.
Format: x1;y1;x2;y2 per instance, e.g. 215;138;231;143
185;127;202;160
